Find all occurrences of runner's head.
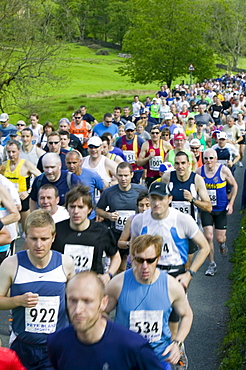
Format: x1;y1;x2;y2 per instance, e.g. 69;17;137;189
24;209;56;236
66;271;108;334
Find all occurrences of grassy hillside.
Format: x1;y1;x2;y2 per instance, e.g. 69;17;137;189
11;43;159;127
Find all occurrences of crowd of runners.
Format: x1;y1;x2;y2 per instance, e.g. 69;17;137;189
0;72;245;369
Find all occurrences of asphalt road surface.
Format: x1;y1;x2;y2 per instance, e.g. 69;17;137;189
0;163;244;370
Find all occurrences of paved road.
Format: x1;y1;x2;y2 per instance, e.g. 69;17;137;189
0;164;244;370
186;163;244;370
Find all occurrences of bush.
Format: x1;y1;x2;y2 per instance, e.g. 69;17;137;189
219;215;246;369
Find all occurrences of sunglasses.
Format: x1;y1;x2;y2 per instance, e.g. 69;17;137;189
126;129;134;132
48;141;60;145
88;145;100;149
17;123;25;126
134;256;158;264
74;116;82;119
105;120;112;123
204;156;215;160
151;132;160;135
191;147;200;150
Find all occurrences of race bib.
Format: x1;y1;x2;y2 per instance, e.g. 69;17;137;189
207;189;217;206
226;132;233;141
171;201;191;214
217;159;228;166
149;156;163;171
123;150;136;164
115;210;135;231
64;244;94;273
213;111;219;118
130;310;163;343
25;296;59;334
76;133;84;143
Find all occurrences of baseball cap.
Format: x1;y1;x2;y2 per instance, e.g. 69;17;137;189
174;133;186;141
159;162;174;173
165;113;173;120
0;113;9;122
173;127;184;135
148;182;170;197
152;98;157;101
189;139;201;147
125;122;136;131
196;121;204;126
217;132;227;140
88;136;102;147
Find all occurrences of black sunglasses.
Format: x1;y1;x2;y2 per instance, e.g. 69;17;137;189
133;256;158;264
48;141;60;145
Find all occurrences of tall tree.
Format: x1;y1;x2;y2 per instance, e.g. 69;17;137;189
207;0;246;69
0;0;64;113
118;0;216;87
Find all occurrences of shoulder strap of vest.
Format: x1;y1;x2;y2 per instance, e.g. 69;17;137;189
66;171;72;189
36;173;45;192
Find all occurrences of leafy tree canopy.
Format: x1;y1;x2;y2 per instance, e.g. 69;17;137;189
118;0;217;87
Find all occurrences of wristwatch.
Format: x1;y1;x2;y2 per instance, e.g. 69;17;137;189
173;339;183;348
187;269;196;277
191;197;196;203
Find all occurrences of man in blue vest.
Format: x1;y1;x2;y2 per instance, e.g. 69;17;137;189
105;234;193;370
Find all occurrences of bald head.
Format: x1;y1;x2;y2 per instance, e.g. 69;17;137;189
67;271;105;301
42;153;61;167
43;153;61;182
203;148;217;159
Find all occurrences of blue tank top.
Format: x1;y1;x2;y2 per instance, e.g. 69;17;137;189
115;269;172;361
201;164;228;211
11;250;68;344
169;171;197;220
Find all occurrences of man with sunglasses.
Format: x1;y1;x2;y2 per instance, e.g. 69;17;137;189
105;234;193;370
82;136;117;188
37;131;69;172
129;182;209;364
196;149;238;276
189;139;203;167
92;113;118;137
0;113;17;143
137;127;171;188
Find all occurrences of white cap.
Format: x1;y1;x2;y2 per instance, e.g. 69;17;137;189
0;113;9;122
165;113;173;120
218;132;227;140
88;136;102;147
189;138;201;147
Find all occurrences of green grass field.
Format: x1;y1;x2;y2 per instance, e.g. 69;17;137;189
10;42;230;127
11;43;161;127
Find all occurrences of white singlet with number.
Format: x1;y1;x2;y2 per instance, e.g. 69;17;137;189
207;189;217;206
130;310;163;343
171;201;191;214
149;156;163;171
64;244;94;274
115;210;135;231
123;150;136;164
25;296;60;334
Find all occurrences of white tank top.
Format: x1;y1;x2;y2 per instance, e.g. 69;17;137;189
82;155;111;183
20;145;39;166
